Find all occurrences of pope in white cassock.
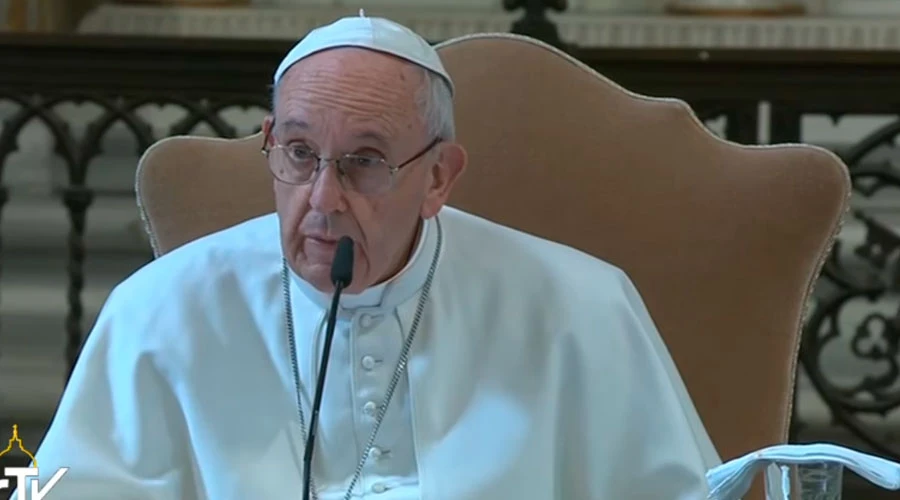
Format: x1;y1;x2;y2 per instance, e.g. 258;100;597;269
23;14;722;500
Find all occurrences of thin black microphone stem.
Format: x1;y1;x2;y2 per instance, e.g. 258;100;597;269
302;279;344;500
302;236;354;500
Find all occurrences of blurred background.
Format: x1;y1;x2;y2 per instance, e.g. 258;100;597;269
1;0;900;497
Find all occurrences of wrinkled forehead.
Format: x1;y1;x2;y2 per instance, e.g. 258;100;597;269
274;48;427;142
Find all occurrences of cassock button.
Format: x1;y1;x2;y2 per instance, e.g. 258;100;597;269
363;401;378;416
361;355;377;370
372;483;388;494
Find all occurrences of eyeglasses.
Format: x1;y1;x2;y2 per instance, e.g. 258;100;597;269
261;132;441;195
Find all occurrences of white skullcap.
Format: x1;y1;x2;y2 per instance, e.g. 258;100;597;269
273;12;454;95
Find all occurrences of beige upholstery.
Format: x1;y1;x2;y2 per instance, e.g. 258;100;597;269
136;33;850;498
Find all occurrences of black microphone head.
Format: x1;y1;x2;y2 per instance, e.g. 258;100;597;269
330;236;355;288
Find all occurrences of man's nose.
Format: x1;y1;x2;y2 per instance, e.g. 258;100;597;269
308;162;346;213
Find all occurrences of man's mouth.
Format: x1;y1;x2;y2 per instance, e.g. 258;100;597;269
307;235;339;244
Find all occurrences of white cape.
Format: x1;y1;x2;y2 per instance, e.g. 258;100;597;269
25;207;720;499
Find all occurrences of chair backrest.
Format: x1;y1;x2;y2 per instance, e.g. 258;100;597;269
136;33;850;491
136;134;274;255
437;30;848;456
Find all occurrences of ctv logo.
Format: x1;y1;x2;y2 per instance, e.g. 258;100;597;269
0;425;68;499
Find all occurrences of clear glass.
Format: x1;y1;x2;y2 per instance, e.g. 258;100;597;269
765;462;844;500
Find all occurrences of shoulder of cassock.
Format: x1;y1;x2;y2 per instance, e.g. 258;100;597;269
90;212;285;372
20;213;287;498
435;207;721;459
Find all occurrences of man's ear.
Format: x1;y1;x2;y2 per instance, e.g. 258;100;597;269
262;114;275;141
421;142;467;219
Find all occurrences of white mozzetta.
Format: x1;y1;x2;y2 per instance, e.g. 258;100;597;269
79;4;900;50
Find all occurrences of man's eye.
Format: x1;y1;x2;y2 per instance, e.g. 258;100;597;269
290;148;316;160
347;156;381;168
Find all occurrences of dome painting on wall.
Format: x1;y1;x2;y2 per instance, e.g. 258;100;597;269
665;0;806;16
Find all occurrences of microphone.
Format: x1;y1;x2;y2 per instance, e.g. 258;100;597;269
303;236;354;500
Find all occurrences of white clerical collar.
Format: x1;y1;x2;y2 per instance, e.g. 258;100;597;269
289;217;435;313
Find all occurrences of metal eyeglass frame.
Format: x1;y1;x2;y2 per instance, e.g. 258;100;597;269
261;129;441;194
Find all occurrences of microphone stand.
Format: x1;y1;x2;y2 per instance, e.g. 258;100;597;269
302;237;354;500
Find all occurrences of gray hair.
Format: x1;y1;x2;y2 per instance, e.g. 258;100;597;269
415;67;456;141
269;66;455;141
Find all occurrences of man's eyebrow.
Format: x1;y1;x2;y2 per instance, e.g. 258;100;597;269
277;118;309;133
353;130;390;148
276;118;393;148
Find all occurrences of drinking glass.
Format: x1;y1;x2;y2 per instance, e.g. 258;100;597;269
764;462;843;499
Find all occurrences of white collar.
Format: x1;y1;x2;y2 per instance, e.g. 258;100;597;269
289;217;436;314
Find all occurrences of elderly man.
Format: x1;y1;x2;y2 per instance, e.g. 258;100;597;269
24;14;720;500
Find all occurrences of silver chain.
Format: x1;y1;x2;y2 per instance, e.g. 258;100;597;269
282;217;442;500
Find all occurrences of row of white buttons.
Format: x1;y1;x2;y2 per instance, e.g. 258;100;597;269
356;312;393;495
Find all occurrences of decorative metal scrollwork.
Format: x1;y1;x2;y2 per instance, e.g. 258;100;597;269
0;93;268;373
802;118;900;460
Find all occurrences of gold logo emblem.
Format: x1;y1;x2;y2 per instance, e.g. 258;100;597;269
0;425;37;468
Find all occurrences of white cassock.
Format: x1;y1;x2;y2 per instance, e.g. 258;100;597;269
26;207;721;499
